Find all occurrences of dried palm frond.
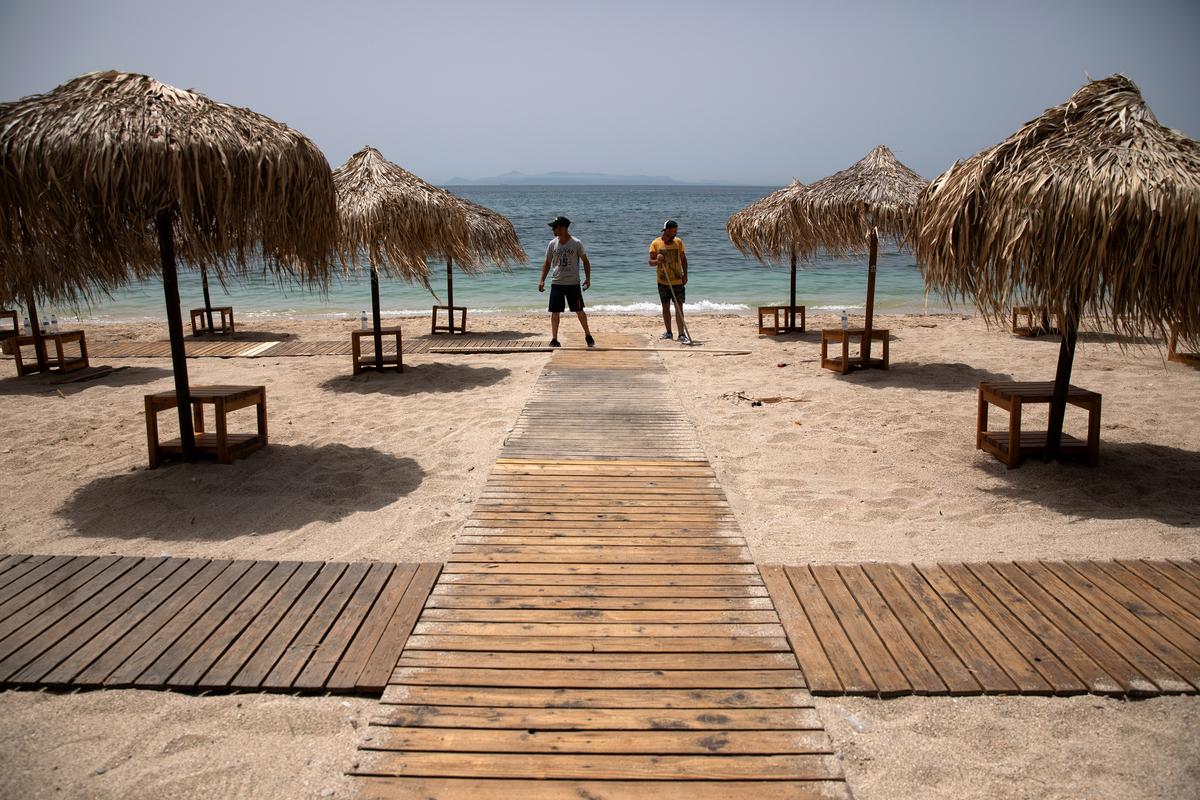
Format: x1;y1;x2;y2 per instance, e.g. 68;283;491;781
795;145;927;257
916;74;1200;342
726;180;811;263
333;146;475;286
0;70;337;305
455;196;526;275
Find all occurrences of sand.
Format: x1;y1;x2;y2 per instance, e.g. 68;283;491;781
1;310;1197;799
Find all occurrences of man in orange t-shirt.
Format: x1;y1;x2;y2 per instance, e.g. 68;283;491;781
648;219;689;343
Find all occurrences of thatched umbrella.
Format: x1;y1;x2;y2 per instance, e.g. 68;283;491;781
0;70;336;460
917;74;1200;459
333;145;474;368
436;195;526;329
794;145;927;361
727;179;810;330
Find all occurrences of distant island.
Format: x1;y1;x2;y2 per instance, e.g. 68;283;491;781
441;171;745;186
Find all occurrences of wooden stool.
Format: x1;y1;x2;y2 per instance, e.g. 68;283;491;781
190;306;235;336
820;328;889;374
431;305;467;335
145;385;267;468
757;305;805;335
1167;324;1200;367
976;381;1101;468
1011;306;1055;337
352;327;404;374
0;310;18;355
12;330;89;376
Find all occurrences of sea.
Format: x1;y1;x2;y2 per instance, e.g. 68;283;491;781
44;186;956;324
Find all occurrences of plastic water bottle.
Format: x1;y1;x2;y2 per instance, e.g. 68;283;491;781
840;309;848;330
50;314;59;333
22;317;30;336
359;310;369;330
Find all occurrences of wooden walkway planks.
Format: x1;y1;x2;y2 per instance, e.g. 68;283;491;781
0;554;438;694
350;335;850;798
766;560;1200;698
87;335;550;359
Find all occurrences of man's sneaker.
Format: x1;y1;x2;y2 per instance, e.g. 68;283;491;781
585;334;595;347
678;333;692;345
660;331;674;340
549;339;561;348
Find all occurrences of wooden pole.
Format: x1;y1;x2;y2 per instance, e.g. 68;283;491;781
25;296;49;373
788;251;797;331
862;228;879;362
1044;302;1079;461
200;264;214;333
157;209;196;460
370;263;384;370
446;259;455;332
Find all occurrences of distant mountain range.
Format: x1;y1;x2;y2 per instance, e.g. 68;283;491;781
441;171;744;186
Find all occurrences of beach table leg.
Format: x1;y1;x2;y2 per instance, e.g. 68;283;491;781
215;397;230;464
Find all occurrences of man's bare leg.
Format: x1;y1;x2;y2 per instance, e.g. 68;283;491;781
576;310;591;337
674;301;687;339
661;303;673;336
551;312;561;341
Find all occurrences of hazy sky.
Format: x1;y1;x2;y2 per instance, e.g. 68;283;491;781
1;0;1197;184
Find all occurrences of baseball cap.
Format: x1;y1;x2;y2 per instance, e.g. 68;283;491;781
662;219;678;231
548;216;571;229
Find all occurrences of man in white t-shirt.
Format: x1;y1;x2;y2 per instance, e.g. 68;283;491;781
538;216;594;348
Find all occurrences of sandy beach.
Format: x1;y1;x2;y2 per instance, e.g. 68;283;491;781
1;310;1197;799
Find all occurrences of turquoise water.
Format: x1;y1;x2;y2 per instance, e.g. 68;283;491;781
46;185;953;323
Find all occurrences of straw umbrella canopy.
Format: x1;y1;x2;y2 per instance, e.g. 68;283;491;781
0;70;336;459
794;145;927;359
436;194;526;316
916;74;1200;458
333;145;474;366
727;179;810;329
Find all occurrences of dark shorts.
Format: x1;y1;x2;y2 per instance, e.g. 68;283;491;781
658;283;685;305
549;283;584;313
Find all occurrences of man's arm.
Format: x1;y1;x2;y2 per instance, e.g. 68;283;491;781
538;251;551;292
581;255;592;291
680;252;689;285
648;243;659;267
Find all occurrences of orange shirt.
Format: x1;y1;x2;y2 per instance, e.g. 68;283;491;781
649;236;686;285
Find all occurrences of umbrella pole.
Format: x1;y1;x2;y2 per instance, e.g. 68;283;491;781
157;209;196;461
370;264;384;371
446;259;454;331
25;296;49;373
862;227;879;362
1044;307;1079;462
789;251;797;331
201;264;215;333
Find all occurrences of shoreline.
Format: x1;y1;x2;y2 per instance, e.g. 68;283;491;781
1;311;1197;799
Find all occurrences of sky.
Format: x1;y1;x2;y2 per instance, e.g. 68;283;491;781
1;0;1197;185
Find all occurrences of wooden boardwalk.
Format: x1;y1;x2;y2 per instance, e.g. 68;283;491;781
350;334;850;798
0;554;438;693
87;335;550;359
764;560;1200;697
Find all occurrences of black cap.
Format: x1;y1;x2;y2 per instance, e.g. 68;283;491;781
549;216;571;229
662;219;678;231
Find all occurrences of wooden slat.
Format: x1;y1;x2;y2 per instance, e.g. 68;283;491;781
403;635;791;653
363;728;831;755
355;563;441;691
356;778;850;800
782;565;875;693
371;705;820;730
327;563;418;691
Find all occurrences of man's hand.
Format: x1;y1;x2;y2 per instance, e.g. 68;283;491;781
538;282;545;293
582;278;591;291
682;274;688;285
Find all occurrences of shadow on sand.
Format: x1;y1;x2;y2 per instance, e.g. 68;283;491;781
317;363;511;396
188;329;299;342
841;361;1015;391
0;365;175;397
975;440;1200;528
60;443;424;541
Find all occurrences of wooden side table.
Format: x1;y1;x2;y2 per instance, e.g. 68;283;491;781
820;328;889;374
11;330;89;376
190;306;235;336
352;327;404;374
1011;306;1055;337
976;381;1101;468
431;305;467;335
757;305;805;335
145;385;267;468
0;310;18;355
